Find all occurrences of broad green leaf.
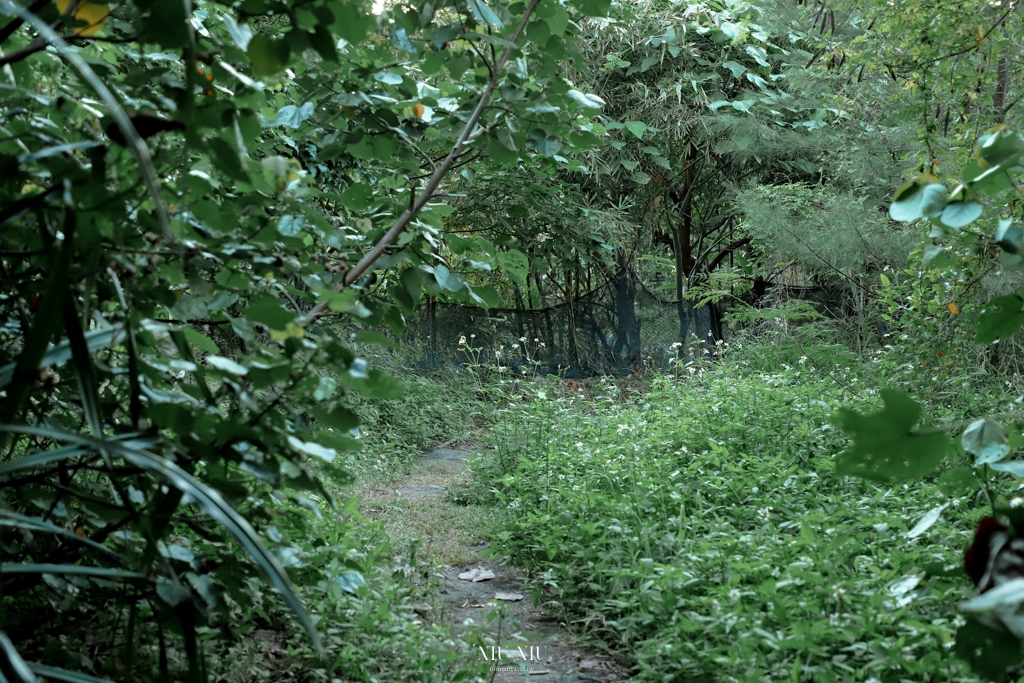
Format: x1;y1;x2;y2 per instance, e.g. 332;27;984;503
331;570;365;597
278;214;305;236
308;405;359;431
937;466;978;495
343;369;404;399
374;71;403;85
471;284;502;309
355;330;400;350
272;103;314;128
906;502;949;539
242;294;295;330
573;0;612;17
834;389;951;483
723;61;745;77
247;34;290;78
977;127;1024;167
527;129;562;156
995;219;1024;254
488;137;519;164
288;435;336;462
467;0;503;26
991;461;1024;477
567;90;605;110
433;264;466;292
497;249;529;285
955;617;1024;681
205;356;248;376
889;176;947;222
339;182;374;210
962;418;1010;466
183;327;220;354
220;13;253;50
976;294;1024;345
330;2;374;43
389;26;417;53
625;121;648;139
155;576;191;606
939;200;983;229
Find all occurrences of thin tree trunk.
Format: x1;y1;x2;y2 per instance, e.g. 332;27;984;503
994;55;1009;122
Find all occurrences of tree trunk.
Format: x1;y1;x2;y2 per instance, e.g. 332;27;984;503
994;55;1009;122
611;268;640;374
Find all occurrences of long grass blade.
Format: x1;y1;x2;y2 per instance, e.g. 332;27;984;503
0;632;38;683
63;296;104;437
0;564;145;580
0;425;323;653
0;433;156;476
0;510;119;557
27;664;112;683
0;325;126;390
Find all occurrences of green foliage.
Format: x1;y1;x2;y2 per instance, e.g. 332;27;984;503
0;0;613;675
738;183;915;277
834;389;951;483
480;367;981;681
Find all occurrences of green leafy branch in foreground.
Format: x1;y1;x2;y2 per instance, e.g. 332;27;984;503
837;125;1024;681
0;0;615;678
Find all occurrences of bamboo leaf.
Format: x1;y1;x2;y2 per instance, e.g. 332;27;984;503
0;631;38;683
0;564;146;580
0;325;126;390
28;663;113;683
0;510;119;557
0;425;323;653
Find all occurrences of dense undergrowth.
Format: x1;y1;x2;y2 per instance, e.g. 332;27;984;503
11;372;493;683
474;335;1024;683
202;373;493;683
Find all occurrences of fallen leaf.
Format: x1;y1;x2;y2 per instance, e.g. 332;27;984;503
579;659;603;669
495;591;524;601
458;567;495;582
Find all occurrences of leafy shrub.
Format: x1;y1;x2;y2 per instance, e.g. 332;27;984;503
483;368;984;682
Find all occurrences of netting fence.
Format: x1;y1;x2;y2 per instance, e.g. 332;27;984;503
399;271;719;377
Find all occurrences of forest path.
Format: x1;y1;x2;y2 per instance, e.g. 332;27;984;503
355;445;627;683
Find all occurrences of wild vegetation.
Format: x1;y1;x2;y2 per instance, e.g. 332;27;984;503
2;0;1024;680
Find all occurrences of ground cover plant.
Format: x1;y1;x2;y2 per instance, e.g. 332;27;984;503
479;355;1011;682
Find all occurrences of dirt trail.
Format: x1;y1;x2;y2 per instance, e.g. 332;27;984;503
360;446;626;682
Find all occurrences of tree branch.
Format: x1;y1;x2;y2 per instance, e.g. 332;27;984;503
705;236;752;272
302;0;543;324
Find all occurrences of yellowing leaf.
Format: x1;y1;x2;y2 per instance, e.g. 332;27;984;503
57;0;109;36
948;302;959;315
269;322;305;341
411;103;425;119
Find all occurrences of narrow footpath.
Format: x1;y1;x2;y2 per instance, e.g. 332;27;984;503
356;445;627;683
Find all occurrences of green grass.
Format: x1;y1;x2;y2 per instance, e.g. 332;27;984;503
477;363;996;682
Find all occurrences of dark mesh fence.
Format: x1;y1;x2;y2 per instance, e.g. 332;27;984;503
400;272;718;377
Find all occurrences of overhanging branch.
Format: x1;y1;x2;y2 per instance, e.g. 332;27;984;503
303;0;543;325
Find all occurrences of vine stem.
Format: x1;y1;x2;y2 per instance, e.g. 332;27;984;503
302;0;544;324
